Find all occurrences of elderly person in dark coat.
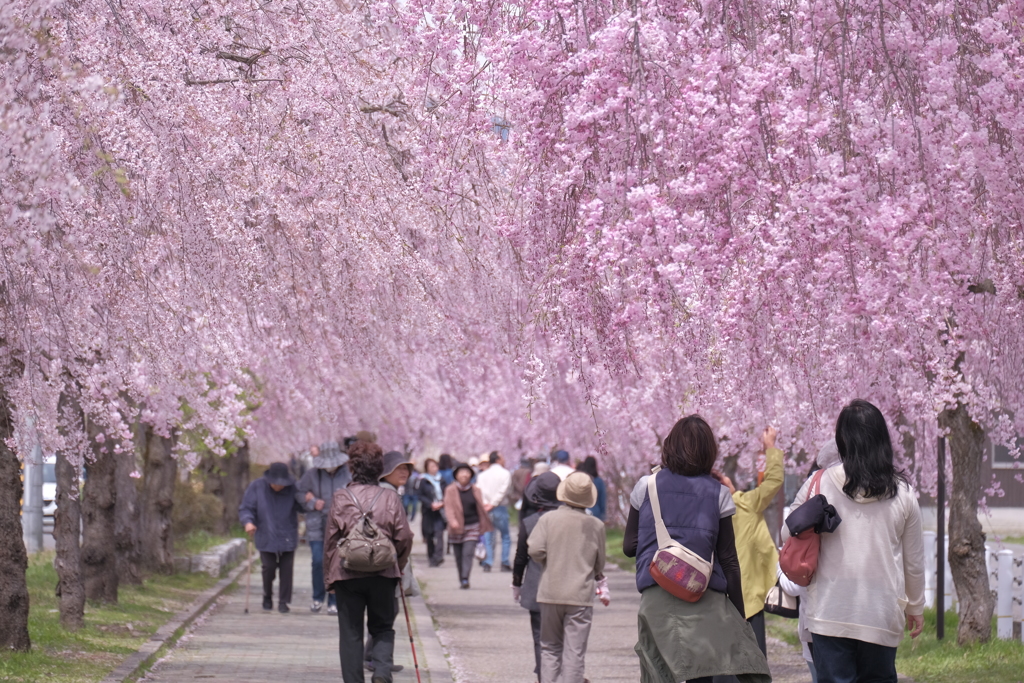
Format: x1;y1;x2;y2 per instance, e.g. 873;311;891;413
239;462;305;613
296;441;351;614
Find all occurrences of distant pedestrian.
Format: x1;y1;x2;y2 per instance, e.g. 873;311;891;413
783;400;925;683
510;458;533;510
324;441;413;683
295;442;351;615
623;415;770;683
403;467;420;522
477;451;513;572
438;453;455;488
418;458;447;567
527;471;608;683
549;450;575;480
511;471;562;681
239;462;305;613
443;462;493;589
575;456;607;522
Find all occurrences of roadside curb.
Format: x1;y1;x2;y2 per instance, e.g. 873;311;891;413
408;590;455;683
99;557;253;683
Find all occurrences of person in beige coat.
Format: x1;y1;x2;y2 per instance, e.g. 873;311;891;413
528;471;608;683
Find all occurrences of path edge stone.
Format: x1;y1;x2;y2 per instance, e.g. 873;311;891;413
99;556;254;683
408;588;456;683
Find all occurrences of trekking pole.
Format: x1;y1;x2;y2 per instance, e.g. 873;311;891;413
243;539;253;614
399;583;423;683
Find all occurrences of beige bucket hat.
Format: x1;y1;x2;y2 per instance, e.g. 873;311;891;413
556;471;597;509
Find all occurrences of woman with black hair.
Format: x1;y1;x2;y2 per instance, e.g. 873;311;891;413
576;456;607;521
783;399;925;683
624;415;770;683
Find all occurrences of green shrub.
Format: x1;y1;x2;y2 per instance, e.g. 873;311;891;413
171;480;223;538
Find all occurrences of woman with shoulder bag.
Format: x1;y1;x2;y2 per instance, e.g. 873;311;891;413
324;441;413;683
781;400;925;683
623;415;770;683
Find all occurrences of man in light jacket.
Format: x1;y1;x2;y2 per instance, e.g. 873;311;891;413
476;451;513;572
295;440;351;614
528;471;608;683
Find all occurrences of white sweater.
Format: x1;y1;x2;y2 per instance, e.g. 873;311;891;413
783;465;925;648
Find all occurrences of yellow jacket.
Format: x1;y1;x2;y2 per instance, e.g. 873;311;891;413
732;446;784;618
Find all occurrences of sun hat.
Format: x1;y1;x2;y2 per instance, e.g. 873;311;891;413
556;471;597;509
525;471;562;509
467;456;480;467
355;430;377;443
313;441;349;470
532;462;550;476
553;449;570;463
452;462;475;481
264;462;296;487
380;451;414;479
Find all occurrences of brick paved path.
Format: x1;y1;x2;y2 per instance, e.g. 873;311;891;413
146;545;445;683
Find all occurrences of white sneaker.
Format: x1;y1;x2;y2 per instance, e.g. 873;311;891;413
327;604;338;615
310;600;324;613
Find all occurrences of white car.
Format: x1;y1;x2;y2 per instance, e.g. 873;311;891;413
43;456;57;523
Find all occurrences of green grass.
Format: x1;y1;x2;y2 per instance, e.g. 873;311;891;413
997;535;1024;546
765;612;801;648
605;527;636;572
895;609;1024;683
0;552;220;683
173;528;242;556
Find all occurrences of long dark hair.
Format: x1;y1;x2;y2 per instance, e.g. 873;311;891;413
662;415;718;476
576;456;599;478
438;453;454;470
835;399;906;500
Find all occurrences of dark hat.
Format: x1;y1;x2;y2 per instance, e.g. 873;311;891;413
554;449;570;463
380;451;414;479
525;471;561;509
264;462;295;487
452;462;474;480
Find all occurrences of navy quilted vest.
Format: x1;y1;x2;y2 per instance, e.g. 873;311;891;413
635;470;727;594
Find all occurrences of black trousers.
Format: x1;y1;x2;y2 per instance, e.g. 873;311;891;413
451;542;476;582
530;609;542;676
422;515;445;566
335;576;399;683
260;550;294;606
812;633;897;683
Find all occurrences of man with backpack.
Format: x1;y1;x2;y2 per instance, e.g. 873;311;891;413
324;441;413;683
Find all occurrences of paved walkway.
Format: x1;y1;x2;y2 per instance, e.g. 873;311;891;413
145;545;446;683
145;529;812;683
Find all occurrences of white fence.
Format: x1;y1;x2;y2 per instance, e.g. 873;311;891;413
923;530;1023;641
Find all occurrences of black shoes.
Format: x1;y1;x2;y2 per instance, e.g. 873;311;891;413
500;564;512;572
278;603;290;613
262;597;273;611
460;579;470;589
481;564;492;573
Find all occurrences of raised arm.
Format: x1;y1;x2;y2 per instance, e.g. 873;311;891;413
743;446;785;514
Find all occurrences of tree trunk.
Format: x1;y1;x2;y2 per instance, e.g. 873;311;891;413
940;403;994;645
53;449;85;629
203;441;251;533
0;379;31;651
114;448;142;585
81;428;118;604
139;425;177;572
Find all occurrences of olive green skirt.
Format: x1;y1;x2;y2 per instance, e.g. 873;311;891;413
636;586;772;683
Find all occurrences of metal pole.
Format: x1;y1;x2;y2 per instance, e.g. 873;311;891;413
998;550;1014;639
937;434;946;640
21;440;44;554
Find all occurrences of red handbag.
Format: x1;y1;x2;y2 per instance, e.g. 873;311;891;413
779;469;824;587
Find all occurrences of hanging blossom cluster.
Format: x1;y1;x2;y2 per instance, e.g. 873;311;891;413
2;0;1022;496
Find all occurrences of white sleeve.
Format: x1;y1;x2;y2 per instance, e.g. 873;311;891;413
630;476;650;510
719;485;736;518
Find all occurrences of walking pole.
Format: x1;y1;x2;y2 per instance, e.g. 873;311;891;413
399;581;423;683
244;539;253;614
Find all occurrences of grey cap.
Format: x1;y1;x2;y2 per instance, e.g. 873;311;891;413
380;450;414;479
313;440;349;470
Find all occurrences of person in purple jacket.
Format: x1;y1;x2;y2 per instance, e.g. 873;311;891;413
240;462;305;613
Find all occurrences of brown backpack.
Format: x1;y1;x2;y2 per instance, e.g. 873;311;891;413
337;488;398;573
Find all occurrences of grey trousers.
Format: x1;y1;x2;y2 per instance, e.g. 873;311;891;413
539;602;593;683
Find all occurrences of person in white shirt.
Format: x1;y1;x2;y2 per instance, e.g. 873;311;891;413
476;451;513;572
550;450;575;480
782;399;925;683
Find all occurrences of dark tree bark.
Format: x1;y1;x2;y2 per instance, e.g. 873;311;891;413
940;402;994;645
0;379;31;651
114;448;142;585
81;426;118;604
53;448;85;629
139;424;177;572
202;441;251;533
